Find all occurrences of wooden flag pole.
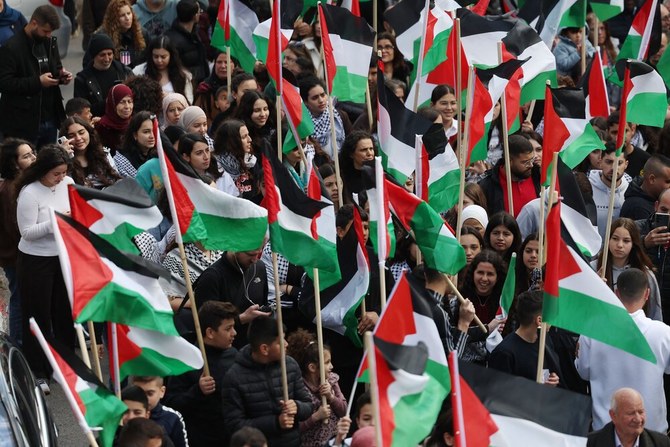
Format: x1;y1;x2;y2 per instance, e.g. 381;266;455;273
178;242;211;377
592;16;599;48
87;321;103;381
226;47;232;100
74;323;91;369
414;134;423;267
456;65;475;244
536;152;559;384
412;0;431;113
445;276;487;333
373;156;388;308
581;27;587;74
538;185;547;264
525;99;537;127
498;42;514;216
600;151;623;278
110;322;121;398
364;331;383;447
30;319;100;447
277;94;283;160
321;41;344;208
312;268;329;414
455;18;463;153
373;0;377;34
365;81;374;132
273;252;290;401
153;118;210;376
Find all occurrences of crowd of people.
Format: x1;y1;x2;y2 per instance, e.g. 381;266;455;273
3;0;670;446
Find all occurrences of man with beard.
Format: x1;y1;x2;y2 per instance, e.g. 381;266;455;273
589;143;630;239
478;134;541;216
0;5;72;146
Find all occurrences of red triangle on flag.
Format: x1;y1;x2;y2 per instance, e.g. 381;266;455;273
68;185;103;228
318;4;337;94
541;86;571;185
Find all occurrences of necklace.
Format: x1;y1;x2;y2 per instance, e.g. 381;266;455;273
474;292;489;307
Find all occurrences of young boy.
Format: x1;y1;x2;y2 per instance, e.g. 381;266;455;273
132;376;188;447
119;385;175;447
222;316;313;446
64;97;95;125
164;301;239;446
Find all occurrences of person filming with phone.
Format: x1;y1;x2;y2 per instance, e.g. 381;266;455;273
0;5;73;147
635;188;670;325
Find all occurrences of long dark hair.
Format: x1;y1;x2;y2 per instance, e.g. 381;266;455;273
597;218;655;290
145;36;188;97
15;145;71;196
484;212;522;262
0;138;34;181
233;91;274;150
378;32;408;75
460;249;507;317
178;132;219;178
120;111;156;166
214;119;247;166
60;117;120;187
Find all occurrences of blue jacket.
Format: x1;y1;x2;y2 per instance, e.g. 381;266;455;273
552;35;595;76
150;402;189;447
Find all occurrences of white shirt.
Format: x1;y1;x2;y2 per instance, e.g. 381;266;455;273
614;431;639;447
17;177;74;256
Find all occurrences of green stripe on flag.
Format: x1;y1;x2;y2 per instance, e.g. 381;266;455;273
544;288;656;363
469;122;491;164
627;92;668;128
77;283;178;336
618;35;642;64
332;68;368;104
428;169;460;213
98;223;145;255
500;253;516;316
184;210;268;251
412;202;465;275
269;223;339;272
559;123;606;169
119;349;199;379
229;27;257;74
521;70;557;103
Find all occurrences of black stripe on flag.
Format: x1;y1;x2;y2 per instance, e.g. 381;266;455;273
71;179;155;209
261;144;329;219
501;19;544;57
422;123;448;160
616;58;658;80
47;332;110;390
457;8;515;38
56;212;171;281
317;222;360;310
460;360;592;437
476;58;528;87
517;0;561;35
383;0;423;37
320;3;375;46
549;87;588;120
377;64;433;150
374;336;428;375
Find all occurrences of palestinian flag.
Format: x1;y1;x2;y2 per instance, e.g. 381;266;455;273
30;319;127;447
455;358;592;446
543;191;657;363
52;212;178;335
112;323;203;381
386;178;466;274
405;6;457;110
590;0;624;22
319;3;375;104
341;0;361;16
251;10;295;71
579;51;610;119
318;207;369;347
211;0;258;73
417;123;460;213
615;59;667;145
155;121;268;251
261;148;339;273
541;86;605;185
656;37;670;89
377;60;433;184
468;59;527;166
363;272;451;446
472;0;491;14
362;159;396;260
306;156;341;290
499;252;516;317
617;0;661;64
518;0;580;47
458;9;557;103
210;0;227;50
382;0;427;74
68;180;163;255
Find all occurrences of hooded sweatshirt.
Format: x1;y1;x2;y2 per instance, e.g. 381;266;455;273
589;170;629;239
620;177;656;221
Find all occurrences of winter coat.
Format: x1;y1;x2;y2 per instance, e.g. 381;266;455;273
74;60;133;116
164;20;209;83
620;177;656;221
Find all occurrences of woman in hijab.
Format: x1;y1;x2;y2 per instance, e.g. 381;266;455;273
96;84;134;155
177;105;214;150
161;92;188;129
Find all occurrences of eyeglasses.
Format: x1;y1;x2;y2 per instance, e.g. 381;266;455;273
378;44;394;51
519;158;535;167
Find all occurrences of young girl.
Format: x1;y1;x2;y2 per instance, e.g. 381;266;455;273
430;84;458;143
213;119;257;199
484;212;522;264
133;36;194;103
60;117;120;189
286;329;347;447
594;218;662;320
233;91;275;152
114;111;156;178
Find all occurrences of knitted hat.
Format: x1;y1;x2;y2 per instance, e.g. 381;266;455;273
87;33;115;58
178;105;207;132
460;204;489;228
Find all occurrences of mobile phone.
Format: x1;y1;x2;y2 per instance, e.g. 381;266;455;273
57;136;68;145
654;213;670;231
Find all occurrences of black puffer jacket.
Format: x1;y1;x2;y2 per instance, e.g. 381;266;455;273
164;20;209;83
222;345;313;447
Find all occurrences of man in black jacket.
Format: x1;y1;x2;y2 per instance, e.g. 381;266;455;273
74;33;133;116
222;316;313;447
587;388;670;447
165;0;209;83
478;134;541;216
164;301;239;447
621;155;670;221
0;5;72;146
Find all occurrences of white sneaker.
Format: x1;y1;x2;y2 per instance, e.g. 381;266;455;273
37;379;50;395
